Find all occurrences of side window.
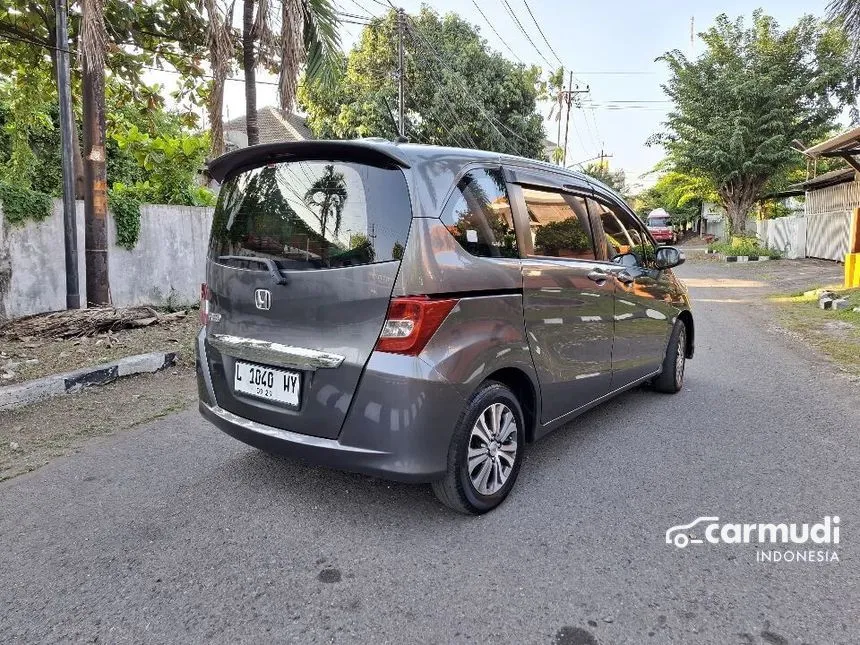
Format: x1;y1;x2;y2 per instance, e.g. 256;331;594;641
590;198;655;265
440;168;518;258
522;187;595;260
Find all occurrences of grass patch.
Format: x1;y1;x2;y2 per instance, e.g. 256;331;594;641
773;287;860;376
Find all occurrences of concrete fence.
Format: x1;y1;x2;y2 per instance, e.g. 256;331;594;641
0;198;213;320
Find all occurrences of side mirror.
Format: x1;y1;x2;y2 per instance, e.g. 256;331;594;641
655;246;684;269
611;251;640;268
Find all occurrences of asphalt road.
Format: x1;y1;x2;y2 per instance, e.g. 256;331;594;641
2;260;858;644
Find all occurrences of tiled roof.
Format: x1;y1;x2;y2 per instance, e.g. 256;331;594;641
224;106;314;143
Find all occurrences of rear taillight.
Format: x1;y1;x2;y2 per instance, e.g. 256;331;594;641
200;282;210;325
375;296;458;355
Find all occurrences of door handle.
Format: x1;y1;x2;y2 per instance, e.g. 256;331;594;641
615;270;635;285
587;268;608;283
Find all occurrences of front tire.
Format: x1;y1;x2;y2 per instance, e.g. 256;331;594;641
432;382;525;514
652;320;687;393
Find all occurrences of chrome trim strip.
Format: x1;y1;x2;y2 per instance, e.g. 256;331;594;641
202;403;386;455
208;334;345;370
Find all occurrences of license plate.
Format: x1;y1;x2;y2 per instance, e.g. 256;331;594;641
233;361;301;407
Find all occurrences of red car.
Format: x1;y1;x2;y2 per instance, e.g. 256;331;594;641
646;211;676;244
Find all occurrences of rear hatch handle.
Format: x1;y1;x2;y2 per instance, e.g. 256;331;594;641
219;255;288;285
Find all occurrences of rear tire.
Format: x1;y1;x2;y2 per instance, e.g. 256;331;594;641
432;382;525;514
652;320;687;394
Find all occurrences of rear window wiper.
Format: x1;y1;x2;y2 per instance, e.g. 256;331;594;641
218;255;288;285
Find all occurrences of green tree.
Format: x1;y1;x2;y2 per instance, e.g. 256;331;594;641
298;7;546;158
582;161;628;196
653;11;857;235
634;169;717;228
0;0;209;195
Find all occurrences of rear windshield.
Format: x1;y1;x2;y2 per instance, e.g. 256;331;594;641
648;217;670;228
209;160;411;270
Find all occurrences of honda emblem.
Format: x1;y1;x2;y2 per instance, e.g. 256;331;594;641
254;289;271;311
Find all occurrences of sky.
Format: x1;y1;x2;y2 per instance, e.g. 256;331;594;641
208;0;830;188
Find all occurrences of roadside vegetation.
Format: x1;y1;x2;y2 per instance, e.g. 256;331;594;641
707;237;782;259
773;288;860;377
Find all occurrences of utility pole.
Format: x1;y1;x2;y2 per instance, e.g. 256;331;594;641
560;72;590;167
55;0;79;309
81;0;110;305
396;8;405;138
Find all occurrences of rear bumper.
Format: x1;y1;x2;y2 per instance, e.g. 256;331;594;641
196;330;461;483
200;401;438;482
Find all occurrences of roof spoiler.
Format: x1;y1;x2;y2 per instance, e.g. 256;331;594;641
207;140;412;182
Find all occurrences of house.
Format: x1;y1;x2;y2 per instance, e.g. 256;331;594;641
223;106;314;150
543;139;561;163
698;202;725;239
794;129;860;274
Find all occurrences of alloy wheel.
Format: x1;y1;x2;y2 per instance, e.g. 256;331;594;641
467;403;518;496
676;328;686;386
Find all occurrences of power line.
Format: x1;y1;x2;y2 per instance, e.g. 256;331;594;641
402;46;477;149
406;19;532;155
404;26;502;150
470;0;522;63
500;0;552;68
408;18;537;150
521;0;563;67
0;32;72;54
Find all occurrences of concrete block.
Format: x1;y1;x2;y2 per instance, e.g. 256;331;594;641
832;298;851;311
116;351;176;377
819;298;834;310
0;376;65;411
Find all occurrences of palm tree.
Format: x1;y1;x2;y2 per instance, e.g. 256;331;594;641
205;0;237;158
80;0;111;304
242;0;341;146
303;164;347;235
828;0;860;57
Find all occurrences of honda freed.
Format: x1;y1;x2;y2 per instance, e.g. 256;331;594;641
197;140;694;514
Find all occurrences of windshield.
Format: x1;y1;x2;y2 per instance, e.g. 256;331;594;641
208;160;411;271
648;217;670;228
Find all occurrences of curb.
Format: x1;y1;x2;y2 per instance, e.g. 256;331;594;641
723;255;774;263
0;351;176;412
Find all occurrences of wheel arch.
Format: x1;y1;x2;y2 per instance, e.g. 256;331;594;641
482;367;539;443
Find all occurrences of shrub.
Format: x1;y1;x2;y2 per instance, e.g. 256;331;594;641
707;237;782;259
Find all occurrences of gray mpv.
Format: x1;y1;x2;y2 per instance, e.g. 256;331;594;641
197;140;694;514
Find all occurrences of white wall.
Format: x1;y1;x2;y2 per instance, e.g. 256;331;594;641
760;216;807;259
0;198;213;320
108;204;213;308
0;200;86;319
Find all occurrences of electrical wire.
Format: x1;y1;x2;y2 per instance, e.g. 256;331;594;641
470;0;522;64
402;46;477;149
405;20;526;154
521;0;563;68
500;0;552;69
